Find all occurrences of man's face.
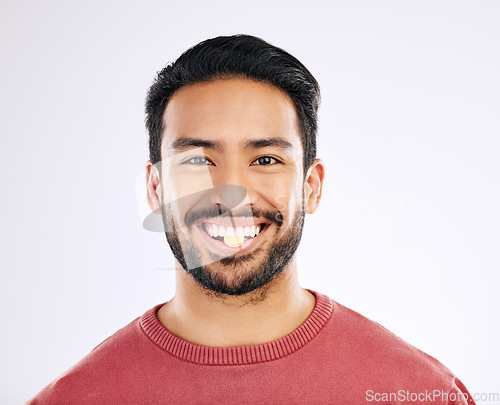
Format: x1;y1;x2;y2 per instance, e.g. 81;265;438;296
148;78;320;296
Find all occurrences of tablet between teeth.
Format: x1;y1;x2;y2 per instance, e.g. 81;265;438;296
224;235;245;247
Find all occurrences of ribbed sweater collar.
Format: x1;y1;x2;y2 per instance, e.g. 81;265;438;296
139;290;333;365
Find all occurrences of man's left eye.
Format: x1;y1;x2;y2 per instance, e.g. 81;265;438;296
251;156;281;166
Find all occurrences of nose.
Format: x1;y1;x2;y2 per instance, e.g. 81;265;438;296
209;185;248;212
208;162;255;210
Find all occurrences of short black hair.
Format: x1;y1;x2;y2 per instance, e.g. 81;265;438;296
145;34;320;175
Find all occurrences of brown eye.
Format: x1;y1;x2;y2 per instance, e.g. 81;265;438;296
252;156;280;166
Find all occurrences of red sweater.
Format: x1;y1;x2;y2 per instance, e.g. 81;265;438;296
27;291;475;404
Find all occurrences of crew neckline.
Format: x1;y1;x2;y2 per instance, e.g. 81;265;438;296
139;290;333;365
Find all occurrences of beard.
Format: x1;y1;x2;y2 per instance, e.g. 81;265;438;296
161;202;305;297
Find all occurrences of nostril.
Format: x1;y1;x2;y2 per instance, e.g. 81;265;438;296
214;185;248;210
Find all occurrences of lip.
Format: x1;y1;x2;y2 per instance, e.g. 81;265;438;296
195;217;271;228
195;222;271;255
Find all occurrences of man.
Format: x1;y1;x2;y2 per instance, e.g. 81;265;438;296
28;35;475;404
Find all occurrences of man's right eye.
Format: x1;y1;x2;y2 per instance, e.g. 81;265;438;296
182;156;213;166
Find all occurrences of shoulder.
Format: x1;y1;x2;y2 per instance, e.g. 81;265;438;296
26;309;159;404
314;292;459;393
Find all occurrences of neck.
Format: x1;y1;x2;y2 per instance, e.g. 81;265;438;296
157;257;315;347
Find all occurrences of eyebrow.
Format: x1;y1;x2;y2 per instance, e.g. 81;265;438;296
169;136;293;152
244;137;293;150
169;137;223;151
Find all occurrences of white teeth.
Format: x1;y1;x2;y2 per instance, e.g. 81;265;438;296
205;223;266;239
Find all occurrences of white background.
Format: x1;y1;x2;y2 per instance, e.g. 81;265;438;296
1;0;498;403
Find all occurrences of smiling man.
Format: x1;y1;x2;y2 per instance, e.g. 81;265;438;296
147;75;319;349
28;35;475;404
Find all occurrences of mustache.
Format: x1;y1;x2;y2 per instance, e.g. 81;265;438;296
185;204;283;228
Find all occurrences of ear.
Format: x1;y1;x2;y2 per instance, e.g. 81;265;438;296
146;160;162;214
304;159;325;214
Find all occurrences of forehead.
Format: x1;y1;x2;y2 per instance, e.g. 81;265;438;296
161;78;301;150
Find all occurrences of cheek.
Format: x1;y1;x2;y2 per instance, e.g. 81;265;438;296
260;177;303;216
160;171;201;228
162;163;215;202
